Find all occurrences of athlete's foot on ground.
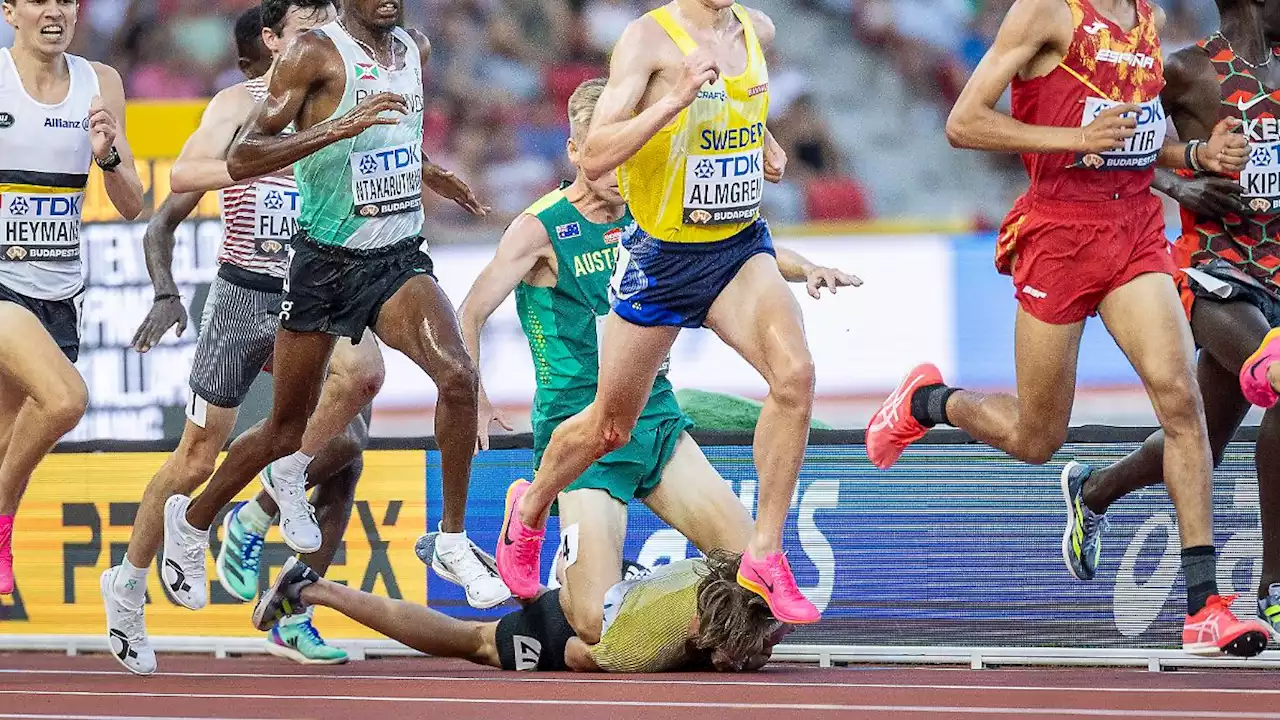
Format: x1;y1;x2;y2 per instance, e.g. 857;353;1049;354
1183;594;1270;657
867;363;944;469
1241;328;1280;408
100;568;157;675
494;479;544;599
0;515;13;594
737;550;820;625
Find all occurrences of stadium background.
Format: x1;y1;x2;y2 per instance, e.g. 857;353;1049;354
2;0;1271;661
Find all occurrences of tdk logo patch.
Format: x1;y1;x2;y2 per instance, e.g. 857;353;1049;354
556;222;581;240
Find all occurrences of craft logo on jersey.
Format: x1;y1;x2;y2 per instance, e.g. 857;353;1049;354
555;222;581;240
0;112;14;129
355;63;380;81
697;88;728;102
350;141;423;218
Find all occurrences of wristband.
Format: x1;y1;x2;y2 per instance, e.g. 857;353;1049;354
1187;140;1206;173
154;293;181;302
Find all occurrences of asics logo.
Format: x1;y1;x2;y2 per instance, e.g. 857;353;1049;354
869;375;926;432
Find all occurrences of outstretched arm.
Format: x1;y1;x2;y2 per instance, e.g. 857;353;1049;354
227;33;406;180
300;579;501;667
458;214;553;450
171;85;254;193
131;191;204;352
774;246;862;298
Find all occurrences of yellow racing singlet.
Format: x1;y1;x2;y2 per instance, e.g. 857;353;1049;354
620;4;770;243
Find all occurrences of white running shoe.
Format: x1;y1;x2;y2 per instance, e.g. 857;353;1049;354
160;494;209;610
101;568;157;675
431;529;512;609
259;463;322;554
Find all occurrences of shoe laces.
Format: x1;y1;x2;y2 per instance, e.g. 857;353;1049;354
240;532;265;571
182;531;209;569
279;481;318;526
296;618;325;647
114;598;148;644
1082;508;1109;537
762;553;807;603
439;540;496;586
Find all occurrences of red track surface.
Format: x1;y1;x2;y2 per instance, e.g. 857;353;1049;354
2;653;1280;719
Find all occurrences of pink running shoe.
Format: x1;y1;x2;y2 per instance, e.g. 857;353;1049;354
0;516;13;595
494;479;544;599
866;363;944;470
737;551;820;625
1241;327;1280;408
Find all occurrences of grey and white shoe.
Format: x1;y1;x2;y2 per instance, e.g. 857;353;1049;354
161;494;210;609
253;556;321;632
420;529;511;609
101;568;157;675
1258;584;1280;642
260;463;321;554
1060;461;1108;581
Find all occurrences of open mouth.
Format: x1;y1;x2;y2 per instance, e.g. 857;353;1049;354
39;24;65;41
375;1;398;18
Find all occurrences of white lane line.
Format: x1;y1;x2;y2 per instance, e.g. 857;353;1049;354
0;689;1277;718
0;668;1274;695
0;715;263;720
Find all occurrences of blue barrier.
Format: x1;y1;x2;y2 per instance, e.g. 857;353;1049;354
428;431;1265;651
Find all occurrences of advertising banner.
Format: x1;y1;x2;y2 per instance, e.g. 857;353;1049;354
431;436;1265;650
0;450;427;639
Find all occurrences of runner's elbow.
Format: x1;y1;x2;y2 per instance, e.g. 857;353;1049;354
945;107;978;149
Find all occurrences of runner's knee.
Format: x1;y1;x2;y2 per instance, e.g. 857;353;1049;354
332;353;385;407
435;354;479;407
1147;369;1206;436
768;351;816;409
39;374;88;435
566;599;604;645
1017;430;1066;465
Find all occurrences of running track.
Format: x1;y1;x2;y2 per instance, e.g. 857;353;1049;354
2;654;1279;719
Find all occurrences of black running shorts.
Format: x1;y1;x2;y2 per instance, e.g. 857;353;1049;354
0;280;81;362
280;232;436;341
494;589;575;671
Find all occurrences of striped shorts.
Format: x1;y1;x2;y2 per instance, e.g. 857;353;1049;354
188;274;280;414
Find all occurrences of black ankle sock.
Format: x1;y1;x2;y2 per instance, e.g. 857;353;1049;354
910;384;959;427
1182;545;1218;615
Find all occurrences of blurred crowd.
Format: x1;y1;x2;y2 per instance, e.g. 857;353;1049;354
0;0;1226;229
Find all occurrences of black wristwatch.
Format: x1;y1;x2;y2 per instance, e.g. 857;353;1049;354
95;146;122;172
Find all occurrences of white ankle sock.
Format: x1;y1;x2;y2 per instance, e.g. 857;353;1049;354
113;558;149;609
273;451;314;481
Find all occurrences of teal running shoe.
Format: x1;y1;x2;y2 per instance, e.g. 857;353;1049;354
265;608;348;665
216;502;264;603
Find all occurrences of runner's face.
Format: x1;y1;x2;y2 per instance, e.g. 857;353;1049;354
263;3;336;56
4;0;77;55
347;0;400;31
567;138;624;204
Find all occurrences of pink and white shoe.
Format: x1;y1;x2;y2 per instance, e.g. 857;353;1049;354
867;363;944;470
1242;328;1280;408
494;480;544;599
737;550;820;625
0;516;13;595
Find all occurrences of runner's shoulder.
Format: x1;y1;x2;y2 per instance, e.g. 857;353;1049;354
206;82;256;121
1002;0;1073;44
87;61;124;95
403;26;431;61
1162;44;1215;106
278;29;341;78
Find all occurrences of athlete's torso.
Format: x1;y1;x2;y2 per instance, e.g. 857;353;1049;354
591;558;703;673
0;48;99;300
515;186;675;427
218;76;299;279
295;22;425;250
1175;33;1280;294
1011;0;1166;202
619;4;769;243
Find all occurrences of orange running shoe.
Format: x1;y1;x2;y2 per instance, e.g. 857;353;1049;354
1182;594;1270;657
737;550;820;625
866;363;944;470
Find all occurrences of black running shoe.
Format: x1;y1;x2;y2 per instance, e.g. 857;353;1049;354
252;556;320;632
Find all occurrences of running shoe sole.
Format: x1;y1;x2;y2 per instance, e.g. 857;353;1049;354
101;569;155;676
1185;626;1269;658
431;552;510;610
253;556;300;632
263;638;348;665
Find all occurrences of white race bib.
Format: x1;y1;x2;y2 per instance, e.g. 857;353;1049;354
0;191;83;261
350;141;423;218
683;147;764;225
253;184;300;257
1075;97;1167;171
1242;141;1280;213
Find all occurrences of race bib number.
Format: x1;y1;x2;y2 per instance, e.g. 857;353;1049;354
595;314;669;376
0;191;83;261
1242;141;1280;213
350;142;423;218
254;185;300;258
683;148;764;225
1075;97;1167;171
